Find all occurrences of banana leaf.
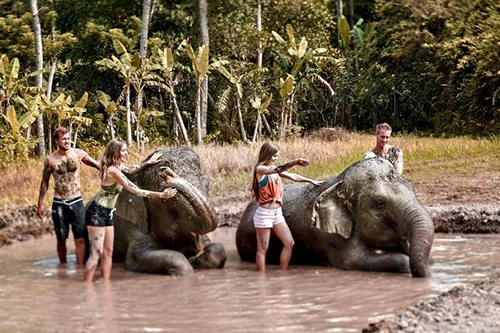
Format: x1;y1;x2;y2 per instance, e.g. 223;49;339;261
339;16;351;50
280;76;294;99
75;92;88;108
198;46;209;78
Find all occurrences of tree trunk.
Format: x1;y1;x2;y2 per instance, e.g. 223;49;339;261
288;93;295;127
252;113;260;143
126;84;132;146
195;84;202;145
348;0;354;28
236;97;247;142
30;0;45;157
256;0;262;68
139;0;152;61
336;0;343;51
171;94;190;146
199;0;209;137
261;113;272;135
46;61;56;153
108;115;116;140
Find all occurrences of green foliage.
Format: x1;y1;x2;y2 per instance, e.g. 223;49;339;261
0;131;37;164
0;0;498;150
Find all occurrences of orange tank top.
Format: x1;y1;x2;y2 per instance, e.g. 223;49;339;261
258;174;283;205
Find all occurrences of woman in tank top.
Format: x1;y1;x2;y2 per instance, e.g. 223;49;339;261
84;139;177;282
251;141;322;272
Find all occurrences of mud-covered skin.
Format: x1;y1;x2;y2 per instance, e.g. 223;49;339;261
113;147;227;276
237;158;434;277
46;149;87;199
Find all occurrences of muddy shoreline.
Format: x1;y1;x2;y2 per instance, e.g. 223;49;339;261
3;204;499;247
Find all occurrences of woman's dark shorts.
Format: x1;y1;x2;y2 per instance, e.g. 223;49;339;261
85;201;115;227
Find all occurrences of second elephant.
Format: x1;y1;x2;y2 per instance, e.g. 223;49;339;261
236;157;434;277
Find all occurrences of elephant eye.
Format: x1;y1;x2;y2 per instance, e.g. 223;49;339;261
374;200;386;211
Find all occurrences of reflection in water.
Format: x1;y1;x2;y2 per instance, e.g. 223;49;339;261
0;230;499;332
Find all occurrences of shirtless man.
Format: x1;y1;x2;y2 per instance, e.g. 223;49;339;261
364;123;404;174
37;127;100;265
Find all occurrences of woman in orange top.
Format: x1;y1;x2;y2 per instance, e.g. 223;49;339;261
252;141;322;271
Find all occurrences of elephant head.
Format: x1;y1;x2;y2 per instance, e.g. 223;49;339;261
114;147;224;268
236;157;434;277
310;158;434;277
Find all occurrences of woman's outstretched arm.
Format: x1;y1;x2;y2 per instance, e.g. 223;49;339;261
280;171;323;186
122;152;162;175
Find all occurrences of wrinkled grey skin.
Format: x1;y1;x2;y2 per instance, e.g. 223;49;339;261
112;147;226;276
236;158;434;277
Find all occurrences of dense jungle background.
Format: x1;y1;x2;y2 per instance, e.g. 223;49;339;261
1;0;499;160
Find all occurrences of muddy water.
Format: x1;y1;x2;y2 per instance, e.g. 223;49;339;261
1;230;499;333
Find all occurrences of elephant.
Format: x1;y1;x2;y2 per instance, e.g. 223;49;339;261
112;147;227;276
236;157;434;277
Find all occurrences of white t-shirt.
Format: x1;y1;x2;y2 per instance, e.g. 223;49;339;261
363;145;404;174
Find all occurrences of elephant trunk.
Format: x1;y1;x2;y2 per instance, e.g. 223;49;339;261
404;203;434;277
161;167;218;235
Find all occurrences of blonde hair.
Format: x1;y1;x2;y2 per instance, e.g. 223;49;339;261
252;141;279;200
376;123;392;134
99;139;126;180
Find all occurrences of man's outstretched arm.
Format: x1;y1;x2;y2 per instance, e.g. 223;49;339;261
80;150;100;170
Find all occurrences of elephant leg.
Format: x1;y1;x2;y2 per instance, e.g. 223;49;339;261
126;248;194;276
189;242;227;269
335;237;410;274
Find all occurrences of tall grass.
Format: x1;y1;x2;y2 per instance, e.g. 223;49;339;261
1;133;498;208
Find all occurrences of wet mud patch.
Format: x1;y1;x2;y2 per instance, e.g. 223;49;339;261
0;206;53;247
428;205;500;233
363;275;500;333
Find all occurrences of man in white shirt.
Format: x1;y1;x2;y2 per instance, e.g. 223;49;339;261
364;123;404;174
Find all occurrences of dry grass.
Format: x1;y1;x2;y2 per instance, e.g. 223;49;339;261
1;132;498;209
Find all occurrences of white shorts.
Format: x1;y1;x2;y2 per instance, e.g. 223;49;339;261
253;206;286;229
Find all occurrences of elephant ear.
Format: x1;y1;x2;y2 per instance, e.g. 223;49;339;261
311;180;353;238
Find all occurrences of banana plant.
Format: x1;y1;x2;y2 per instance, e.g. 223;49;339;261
186;44;209;145
278;75;294;137
338;16;375;54
96;90;123;139
271;25;334;135
97;39;164;149
213;63;268;143
69;92;91;147
1;55;44;141
250;93;272;143
0;55;44;111
96;40;136;146
152;47;190;146
2;95;41;139
41;91;91;147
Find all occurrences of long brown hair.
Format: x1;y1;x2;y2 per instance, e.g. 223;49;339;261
252;141;279;200
99;139;126;180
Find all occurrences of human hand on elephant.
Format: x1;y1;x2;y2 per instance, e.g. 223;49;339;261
309;179;323;187
160;188;177;199
148;152;163;165
295;158;310;167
